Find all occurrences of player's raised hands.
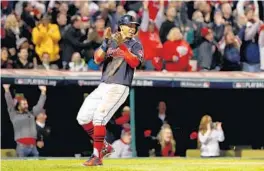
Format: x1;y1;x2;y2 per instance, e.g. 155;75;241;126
112;32;124;47
104;27;112;40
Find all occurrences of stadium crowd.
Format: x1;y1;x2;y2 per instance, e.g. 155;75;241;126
1;0;264;72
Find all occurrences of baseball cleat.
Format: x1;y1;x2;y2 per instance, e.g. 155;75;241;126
101;143;114;158
82;154;102;166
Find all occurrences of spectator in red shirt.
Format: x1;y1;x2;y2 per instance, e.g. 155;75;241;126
138;0;164;71
162;27;193;71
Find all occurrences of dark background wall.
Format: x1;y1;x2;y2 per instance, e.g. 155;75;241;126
1;85;264;157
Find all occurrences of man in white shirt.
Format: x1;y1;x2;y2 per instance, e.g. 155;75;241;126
108;128;132;158
36;109;50;155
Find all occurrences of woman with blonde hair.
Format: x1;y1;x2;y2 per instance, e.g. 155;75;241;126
157;124;176;157
198;115;225;157
146;124;176;157
162;27;193;71
3;14;21;53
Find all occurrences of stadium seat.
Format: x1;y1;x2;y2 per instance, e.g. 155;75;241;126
186;149;200;157
1;149;16;157
241;150;264;158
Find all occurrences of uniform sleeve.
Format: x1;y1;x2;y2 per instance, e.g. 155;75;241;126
131;42;144;63
119;42;144;68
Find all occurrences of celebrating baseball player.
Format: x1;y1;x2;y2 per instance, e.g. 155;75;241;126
76;14;143;166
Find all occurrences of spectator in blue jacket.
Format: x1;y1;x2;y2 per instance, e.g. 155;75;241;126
241;5;263;72
221;30;241;71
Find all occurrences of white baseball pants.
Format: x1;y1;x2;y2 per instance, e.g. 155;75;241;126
77;83;129;126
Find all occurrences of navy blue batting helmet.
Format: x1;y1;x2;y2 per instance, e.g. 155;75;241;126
118;14;139;27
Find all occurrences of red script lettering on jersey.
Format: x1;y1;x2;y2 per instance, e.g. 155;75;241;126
107;48;126;58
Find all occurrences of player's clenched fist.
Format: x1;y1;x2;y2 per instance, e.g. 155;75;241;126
112;32;124;48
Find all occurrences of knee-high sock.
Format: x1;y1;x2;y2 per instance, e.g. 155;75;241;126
82;122;94;140
93;125;106;157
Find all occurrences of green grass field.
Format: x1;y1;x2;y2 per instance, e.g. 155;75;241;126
2;158;264;171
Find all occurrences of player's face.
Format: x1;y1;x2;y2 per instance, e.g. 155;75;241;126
120;24;136;39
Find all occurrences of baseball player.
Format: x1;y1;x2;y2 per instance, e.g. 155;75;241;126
76;14;143;166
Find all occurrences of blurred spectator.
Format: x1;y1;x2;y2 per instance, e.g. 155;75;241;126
243;5;262;72
197;27;222;71
37;52;59;70
80;2;90;30
197;1;213;24
191;10;206;60
62;15;92;66
32;14;61;63
57;13;69;49
109;127;132;158
13;47;33;69
162;27;193;71
240;5;262;72
36;109;51;155
16;37;36;62
221;3;240;34
87;14;105;50
115;106;130;127
69;52;87;72
106;106;131;143
147;124;176;157
174;2;195;46
156;124;176;157
101;1;119;32
144;101;173;139
138;0;164;71
1;1;13;15
220;30;241;71
1;0;263;73
212;10;225;43
159;6;177;43
3;14;20;57
3;84;47;157
259;24;264;71
1;47;13;68
21;2;36;30
198;115;225;157
237;1;259;19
